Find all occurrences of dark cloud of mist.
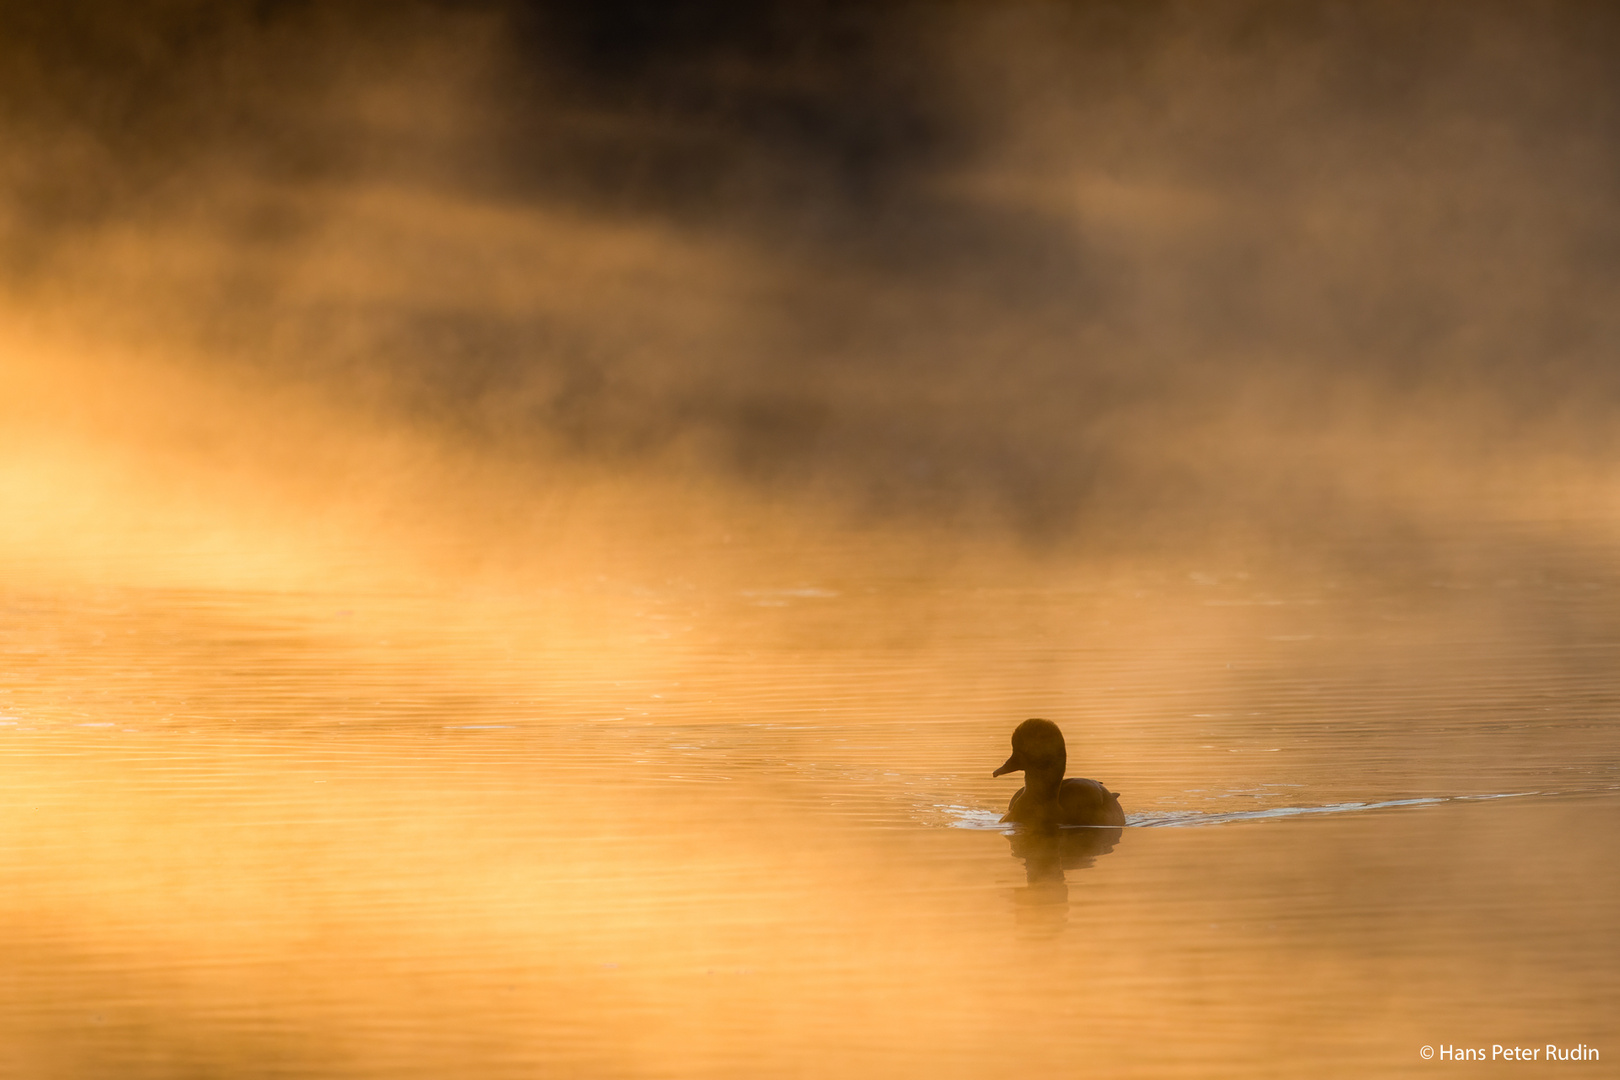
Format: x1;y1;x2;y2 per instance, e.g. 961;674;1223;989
5;0;1620;547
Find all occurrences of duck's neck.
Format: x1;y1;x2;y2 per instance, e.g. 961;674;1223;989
1022;764;1065;804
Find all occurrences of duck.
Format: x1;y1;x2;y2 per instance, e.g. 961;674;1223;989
993;718;1125;827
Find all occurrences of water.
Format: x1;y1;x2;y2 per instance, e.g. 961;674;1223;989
2;531;1618;1077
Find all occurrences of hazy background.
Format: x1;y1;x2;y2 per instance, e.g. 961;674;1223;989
4;10;1620;1076
3;0;1620;583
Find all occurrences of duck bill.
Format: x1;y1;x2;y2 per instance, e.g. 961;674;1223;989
992;751;1024;778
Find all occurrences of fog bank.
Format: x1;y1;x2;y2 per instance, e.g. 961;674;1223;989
4;1;1620;575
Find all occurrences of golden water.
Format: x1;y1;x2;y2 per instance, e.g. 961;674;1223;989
2;531;1617;1077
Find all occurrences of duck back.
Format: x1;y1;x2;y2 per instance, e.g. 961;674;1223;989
1057;777;1126;827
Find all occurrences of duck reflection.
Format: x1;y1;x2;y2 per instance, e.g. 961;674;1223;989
1009;824;1122;884
1006;825;1123;933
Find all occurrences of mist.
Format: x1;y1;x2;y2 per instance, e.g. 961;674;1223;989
5;10;1620;1075
5;0;1620;577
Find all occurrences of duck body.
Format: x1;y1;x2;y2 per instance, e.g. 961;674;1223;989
994;718;1125;828
1004;776;1126;828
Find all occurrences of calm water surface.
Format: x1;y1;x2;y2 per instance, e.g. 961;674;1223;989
2;534;1618;1077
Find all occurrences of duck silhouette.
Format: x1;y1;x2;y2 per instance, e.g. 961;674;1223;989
993;718;1125;827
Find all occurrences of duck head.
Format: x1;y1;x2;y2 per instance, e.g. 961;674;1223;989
992;718;1067;779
